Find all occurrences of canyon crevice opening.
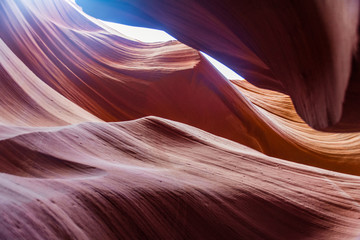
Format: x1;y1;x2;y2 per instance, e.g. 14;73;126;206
1;0;360;239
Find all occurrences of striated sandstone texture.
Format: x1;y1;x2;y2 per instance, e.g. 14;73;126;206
1;0;360;239
77;0;360;131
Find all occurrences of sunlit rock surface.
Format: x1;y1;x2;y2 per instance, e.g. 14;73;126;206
77;0;360;131
1;0;360;239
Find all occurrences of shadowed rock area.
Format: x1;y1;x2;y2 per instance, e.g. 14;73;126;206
77;0;360;131
1;0;360;239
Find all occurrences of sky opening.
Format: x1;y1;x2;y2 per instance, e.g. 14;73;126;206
102;21;244;80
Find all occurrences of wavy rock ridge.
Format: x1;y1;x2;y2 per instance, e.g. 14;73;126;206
78;0;360;131
1;0;360;239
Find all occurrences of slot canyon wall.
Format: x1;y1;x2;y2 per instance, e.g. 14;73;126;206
1;0;360;239
78;0;360;131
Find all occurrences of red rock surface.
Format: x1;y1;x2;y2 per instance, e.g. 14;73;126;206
78;0;360;131
1;0;360;239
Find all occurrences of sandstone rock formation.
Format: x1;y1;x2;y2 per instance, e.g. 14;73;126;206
77;0;360;131
1;0;360;239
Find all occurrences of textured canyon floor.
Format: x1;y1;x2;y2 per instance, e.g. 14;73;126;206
1;0;360;239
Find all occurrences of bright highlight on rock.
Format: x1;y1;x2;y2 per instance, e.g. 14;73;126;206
102;21;244;80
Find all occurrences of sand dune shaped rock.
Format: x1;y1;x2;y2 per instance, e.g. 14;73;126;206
1;0;360;239
1;117;360;239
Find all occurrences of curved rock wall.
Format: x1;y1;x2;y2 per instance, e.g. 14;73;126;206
1;0;360;239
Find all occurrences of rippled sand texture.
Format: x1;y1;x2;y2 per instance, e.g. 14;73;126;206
1;0;360;239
